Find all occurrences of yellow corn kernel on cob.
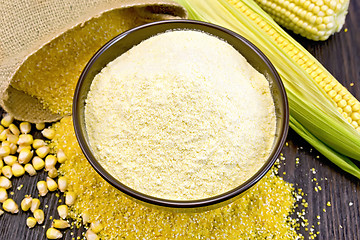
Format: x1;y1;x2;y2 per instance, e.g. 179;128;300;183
254;0;350;40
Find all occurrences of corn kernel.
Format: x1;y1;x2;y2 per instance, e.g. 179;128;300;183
17;145;31;153
12;163;25;177
0;176;12;189
1;114;14;127
337;99;347;108
0;188;8;203
328;89;337;98
0;159;3;170
338;89;347;96
2;165;12;179
37;181;48;196
0;129;9;142
33;139;46;149
24;164;37;176
350;119;359;128
45;155;57;171
334;95;343;104
26;217;37;228
0;125;4;133
9;143;17;155
47;177;58;192
2;141;10;148
6;134;19;145
56;149;67;164
42;128;56;140
86;229;100;240
52;219;70;229
35;123;46;131
46;228;63;239
31;198;40;213
57;205;68;219
324;84;332;92
36;146;50;158
58;177;67;192
65;191;76;206
0;140;8;147
346;116;352;124
343;105;352;113
90;221;104;234
19;122;32;134
82;210;90;224
18;148;33;164
8;124;20;136
34;209;45;224
3;198;19;213
47;167;59;178
343;93;351;101
352;103;360;112
342;112;348;119
347;98;356;107
351;112;360;121
0;146;11;158
17;134;34;146
21;196;33;211
3;155;17;166
32;156;45;171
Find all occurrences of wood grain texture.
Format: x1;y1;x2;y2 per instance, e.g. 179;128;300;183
0;0;358;239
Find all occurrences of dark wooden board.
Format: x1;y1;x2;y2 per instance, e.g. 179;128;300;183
0;0;359;239
282;0;360;239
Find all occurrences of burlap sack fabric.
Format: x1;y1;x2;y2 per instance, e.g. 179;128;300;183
0;0;187;123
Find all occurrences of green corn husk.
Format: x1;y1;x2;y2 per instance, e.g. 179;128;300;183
291;116;360;179
175;0;360;178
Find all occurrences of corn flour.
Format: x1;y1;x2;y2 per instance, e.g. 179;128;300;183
85;30;276;200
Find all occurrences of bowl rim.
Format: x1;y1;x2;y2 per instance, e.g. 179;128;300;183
73;19;289;209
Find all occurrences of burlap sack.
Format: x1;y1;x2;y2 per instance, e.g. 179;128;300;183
0;0;187;123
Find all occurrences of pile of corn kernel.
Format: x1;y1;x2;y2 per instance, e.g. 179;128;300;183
0;112;308;239
50;116;305;239
0;113;74;239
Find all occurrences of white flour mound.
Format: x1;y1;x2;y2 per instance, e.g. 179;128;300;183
85;30;276;200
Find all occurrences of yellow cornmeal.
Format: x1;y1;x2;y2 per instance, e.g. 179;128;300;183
85;30;276;200
50;116;301;239
11;8;146;115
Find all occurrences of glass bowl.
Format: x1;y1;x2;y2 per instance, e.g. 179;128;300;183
73;19;289;212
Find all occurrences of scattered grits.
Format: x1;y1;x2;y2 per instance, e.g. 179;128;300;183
84;30;276;200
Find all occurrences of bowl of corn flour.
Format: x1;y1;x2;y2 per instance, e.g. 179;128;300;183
73;20;289;211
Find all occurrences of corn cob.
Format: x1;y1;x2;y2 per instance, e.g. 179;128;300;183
175;0;360;178
254;0;350;40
